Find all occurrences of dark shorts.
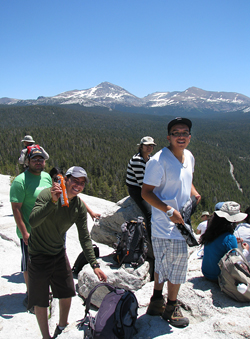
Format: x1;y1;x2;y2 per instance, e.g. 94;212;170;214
20;239;28;271
27;249;75;309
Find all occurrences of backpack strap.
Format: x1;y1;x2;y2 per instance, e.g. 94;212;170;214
114;291;138;338
83;283;116;319
225;248;249;265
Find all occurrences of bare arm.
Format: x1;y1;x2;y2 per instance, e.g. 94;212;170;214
11;202;30;245
81;200;101;220
191;183;201;204
141;183;184;225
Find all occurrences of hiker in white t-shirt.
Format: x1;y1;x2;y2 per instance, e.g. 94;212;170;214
234;206;250;263
142;117;201;328
196;211;209;235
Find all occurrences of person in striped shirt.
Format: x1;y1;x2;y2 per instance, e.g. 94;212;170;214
126;136;156;244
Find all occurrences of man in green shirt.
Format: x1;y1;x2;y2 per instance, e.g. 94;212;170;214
28;166;107;339
10;147;52;309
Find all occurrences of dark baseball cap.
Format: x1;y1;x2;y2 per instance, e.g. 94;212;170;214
28;148;46;159
168;117;192;134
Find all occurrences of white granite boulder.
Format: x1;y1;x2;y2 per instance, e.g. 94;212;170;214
90;196;143;246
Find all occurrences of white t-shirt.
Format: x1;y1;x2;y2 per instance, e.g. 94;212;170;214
197;220;208;235
234;223;250;262
143;147;194;240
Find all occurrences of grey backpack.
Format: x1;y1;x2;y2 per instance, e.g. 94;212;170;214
218;248;250;302
83;283;138;339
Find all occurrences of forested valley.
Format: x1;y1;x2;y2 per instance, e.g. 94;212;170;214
1;104;250;226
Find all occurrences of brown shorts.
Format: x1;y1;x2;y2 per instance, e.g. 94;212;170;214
27;249;75;308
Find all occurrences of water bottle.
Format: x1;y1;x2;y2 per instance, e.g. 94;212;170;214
237;283;248;294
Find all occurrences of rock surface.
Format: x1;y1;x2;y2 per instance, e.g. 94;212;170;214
90;196;143;246
1;174;250;339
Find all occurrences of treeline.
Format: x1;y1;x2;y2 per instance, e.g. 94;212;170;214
1;105;250;226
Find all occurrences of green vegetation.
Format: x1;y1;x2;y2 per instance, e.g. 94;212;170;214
1;104;250;227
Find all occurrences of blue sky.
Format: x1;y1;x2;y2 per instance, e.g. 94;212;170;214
1;0;250;99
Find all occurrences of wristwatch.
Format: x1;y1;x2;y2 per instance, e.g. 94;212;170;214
92;263;100;269
166;207;175;218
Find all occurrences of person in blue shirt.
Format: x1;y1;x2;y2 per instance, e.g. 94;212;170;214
200;201;249;281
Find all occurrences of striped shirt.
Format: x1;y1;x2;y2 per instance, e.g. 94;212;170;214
126;152;147;188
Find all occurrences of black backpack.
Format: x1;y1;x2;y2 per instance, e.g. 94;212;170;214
113;217;148;267
83;283;138;339
72;244;100;275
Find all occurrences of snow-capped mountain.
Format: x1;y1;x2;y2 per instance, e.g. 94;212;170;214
1;82;250;114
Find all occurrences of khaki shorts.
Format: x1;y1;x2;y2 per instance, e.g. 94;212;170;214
28;249;75;309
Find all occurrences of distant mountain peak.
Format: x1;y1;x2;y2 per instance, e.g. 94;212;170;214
1;82;250;115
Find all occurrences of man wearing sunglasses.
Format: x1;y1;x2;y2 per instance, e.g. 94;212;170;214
27;166;107;339
142;117;201;329
10;148;52;311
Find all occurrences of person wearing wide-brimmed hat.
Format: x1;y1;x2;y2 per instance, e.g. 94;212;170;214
18;135;49;169
200;201;249;282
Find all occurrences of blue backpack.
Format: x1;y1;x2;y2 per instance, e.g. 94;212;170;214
82;283;138;339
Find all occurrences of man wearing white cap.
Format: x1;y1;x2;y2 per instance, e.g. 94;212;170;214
27;166;107;339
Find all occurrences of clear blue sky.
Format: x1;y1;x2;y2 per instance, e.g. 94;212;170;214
1;0;250;100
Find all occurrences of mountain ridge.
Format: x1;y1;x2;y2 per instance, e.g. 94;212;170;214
1;81;250;114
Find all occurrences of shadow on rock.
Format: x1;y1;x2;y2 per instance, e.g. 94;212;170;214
0;292;28;317
133;313;173;339
190;275;250;309
2;272;24;284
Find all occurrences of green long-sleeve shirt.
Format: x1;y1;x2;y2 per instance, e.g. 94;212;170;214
28;188;98;267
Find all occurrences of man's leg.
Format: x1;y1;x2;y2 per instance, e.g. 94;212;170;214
167;281;180;301
146;272;165;315
162;240;189;328
52;298;71;338
163;282;189;328
23;270;29;289
59;297;71;327
35;306;51;339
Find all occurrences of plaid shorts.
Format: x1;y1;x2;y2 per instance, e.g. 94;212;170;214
152;237;188;284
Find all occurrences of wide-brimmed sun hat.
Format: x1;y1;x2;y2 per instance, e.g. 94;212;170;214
21;135;35;143
214;201;247;222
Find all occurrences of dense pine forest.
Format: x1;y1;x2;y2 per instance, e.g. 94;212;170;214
1;104;250;226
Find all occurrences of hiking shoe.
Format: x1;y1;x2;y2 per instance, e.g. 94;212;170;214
162;303;189;328
146;297;166;316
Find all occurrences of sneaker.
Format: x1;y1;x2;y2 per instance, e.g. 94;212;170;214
28;306;35;314
52;324;68;338
146;297;166;316
162;303;189;328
